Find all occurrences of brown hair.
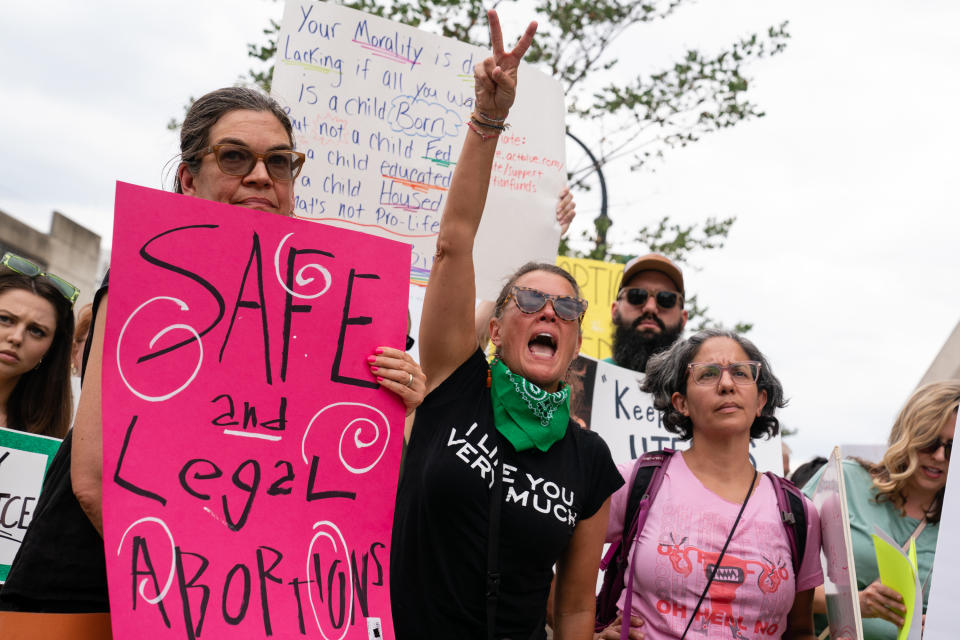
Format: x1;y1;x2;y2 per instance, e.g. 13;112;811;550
174;87;294;194
0;274;75;438
493;262;582;319
860;381;960;523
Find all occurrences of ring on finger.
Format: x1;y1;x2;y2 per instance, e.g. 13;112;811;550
405;372;414;387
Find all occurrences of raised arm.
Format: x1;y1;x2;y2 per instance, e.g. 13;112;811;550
418;10;537;392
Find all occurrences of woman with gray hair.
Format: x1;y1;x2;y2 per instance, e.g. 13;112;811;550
0;86;425;634
598;329;823;640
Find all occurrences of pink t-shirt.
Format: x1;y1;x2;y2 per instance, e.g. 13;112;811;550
606;453;823;640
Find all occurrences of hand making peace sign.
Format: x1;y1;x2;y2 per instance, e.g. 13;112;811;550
473;10;537;120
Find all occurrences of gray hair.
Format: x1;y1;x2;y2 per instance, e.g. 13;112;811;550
641;328;786;441
174;87;293;194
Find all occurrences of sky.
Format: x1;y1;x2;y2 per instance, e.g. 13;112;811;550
2;0;958;467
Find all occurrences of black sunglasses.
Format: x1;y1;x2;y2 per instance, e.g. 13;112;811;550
619;288;680;310
505;286;587;322
918;438;952;461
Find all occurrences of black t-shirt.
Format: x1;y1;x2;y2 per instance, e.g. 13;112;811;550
391;349;623;639
0;274;109;612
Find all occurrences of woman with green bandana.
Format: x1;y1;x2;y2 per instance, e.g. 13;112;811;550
390;10;622;640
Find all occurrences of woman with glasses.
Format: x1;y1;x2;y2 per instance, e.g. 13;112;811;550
0;87;424;630
0;253;77;438
599;329;823;640
801;381;958;640
390;12;622;639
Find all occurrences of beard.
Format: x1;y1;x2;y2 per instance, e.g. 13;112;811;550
611;311;684;373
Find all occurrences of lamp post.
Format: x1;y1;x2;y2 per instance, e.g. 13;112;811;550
566;129;609;255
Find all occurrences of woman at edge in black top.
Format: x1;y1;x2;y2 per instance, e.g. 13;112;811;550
390;12;622;639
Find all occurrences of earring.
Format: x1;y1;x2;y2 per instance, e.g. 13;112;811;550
33;358;43;371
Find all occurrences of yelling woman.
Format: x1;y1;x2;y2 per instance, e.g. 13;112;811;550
390;11;622;639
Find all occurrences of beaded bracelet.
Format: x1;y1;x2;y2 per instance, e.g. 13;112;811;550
466;120;500;141
470;116;509;132
475;110;507;124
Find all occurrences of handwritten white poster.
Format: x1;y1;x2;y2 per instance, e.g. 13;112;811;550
568;356;784;472
271;2;567;299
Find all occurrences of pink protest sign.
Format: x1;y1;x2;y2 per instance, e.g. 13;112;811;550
101;182;410;639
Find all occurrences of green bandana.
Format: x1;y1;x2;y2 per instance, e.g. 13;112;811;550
489;358;570;452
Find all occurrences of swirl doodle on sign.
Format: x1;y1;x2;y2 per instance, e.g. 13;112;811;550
117;297;203;402
301;402;390;474
273;232;332;299
306;520;353;640
117;516;176;605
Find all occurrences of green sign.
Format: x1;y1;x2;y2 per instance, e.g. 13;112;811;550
0;427;63;581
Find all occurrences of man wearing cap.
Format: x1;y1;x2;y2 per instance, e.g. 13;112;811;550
604;253;688;373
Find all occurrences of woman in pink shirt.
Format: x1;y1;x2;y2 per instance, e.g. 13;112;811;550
600;329;822;640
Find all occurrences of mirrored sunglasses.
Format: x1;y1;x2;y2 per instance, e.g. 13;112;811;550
621;287;680;309
687;361;762;386
1;252;80;306
200;144;306;181
507;286;587;321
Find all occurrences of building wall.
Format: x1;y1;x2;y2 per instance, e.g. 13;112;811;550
0;209;102;309
918;319;960;386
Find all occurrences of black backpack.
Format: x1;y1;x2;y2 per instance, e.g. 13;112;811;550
595;449;810;632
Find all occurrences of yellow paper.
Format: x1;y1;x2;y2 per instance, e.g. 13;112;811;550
555;256;624;360
872;534;916;640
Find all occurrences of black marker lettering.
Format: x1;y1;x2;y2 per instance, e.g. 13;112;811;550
281;247;334;382
256;546;284;635
331;269;379;388
130;536;172;628
220;233;272;384
175;548;211;640
114;415;167;505
179;459;222;501
221;563;251;625
138;225;225;363
306;455;356;501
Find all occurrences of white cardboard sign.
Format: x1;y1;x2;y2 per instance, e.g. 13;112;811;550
271;2;567;299
810;448;864;640
922;443;958;640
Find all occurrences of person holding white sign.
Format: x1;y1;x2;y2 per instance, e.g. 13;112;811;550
392;10;623;640
0;254;77;438
600;329;823;640
0;87;425;628
801;381;959;640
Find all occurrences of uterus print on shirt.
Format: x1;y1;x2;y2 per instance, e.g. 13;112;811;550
657;534;790;637
445;423;577;526
647;507;794;639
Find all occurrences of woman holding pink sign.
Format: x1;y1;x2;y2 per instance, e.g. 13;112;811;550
391;10;623;640
0;86;425;632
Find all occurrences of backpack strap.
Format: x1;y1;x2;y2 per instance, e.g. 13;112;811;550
600;449;673;571
616;450;674;639
766;472;808;581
